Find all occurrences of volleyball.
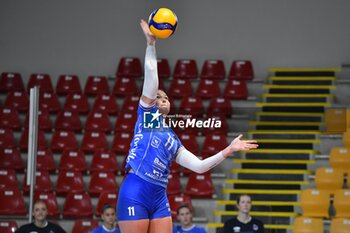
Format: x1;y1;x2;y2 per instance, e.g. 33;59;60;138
148;8;178;39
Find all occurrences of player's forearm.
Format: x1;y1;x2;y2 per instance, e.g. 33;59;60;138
176;148;225;174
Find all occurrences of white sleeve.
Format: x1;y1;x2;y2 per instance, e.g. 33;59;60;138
175;147;226;174
142;45;158;100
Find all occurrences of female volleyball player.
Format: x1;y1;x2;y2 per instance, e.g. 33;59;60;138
117;19;259;233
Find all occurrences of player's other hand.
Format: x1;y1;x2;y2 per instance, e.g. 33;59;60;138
140;19;156;45
222;134;258;158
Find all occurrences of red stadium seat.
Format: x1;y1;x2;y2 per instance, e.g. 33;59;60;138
34;191;60;218
24;109;52;131
173;59;198;80
28;73;54;93
0;220;18;233
88;172;118;197
119;156;127;175
0;188;27;216
121;96;140;113
63;93;90;114
55;110;82;132
23;170;53;193
172;115;199;135
201;115;229;135
112;77;139;97
56;170;85;196
224;80;248;100
185;172;214;198
167;173;182;195
195;79;221;99
179;96;204;118
157;58;171;79
168;193;193;219
19;128;47;151
92;95;118;115
58;150;87;173
39;92;61;113
56;74;82;95
92;94;119;115
0;169;19;189
115;112;137;133
202;134;228;157
62;192;93;219
81;131;109;153
0;107;21;130
228;60;254;80
51;130;78;152
178;133;199;154
200;59;226;80
0;128;16;149
116;57;142;78
84;75;109;96
168;79;193;99
207;97;232;118
170;161;181;174
96;191;119;217
0;72;25;92
72;219;99;233
112;132;133;156
85;111;112;133
36;149;56;173
90;151;118;174
4;91;29;112
0;148;24;171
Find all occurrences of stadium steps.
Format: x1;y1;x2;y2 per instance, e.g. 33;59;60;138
209;67;339;233
255;112;324;123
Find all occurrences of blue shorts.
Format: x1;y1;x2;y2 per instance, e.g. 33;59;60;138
117;173;171;220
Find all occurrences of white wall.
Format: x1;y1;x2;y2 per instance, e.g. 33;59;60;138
1;0;350;83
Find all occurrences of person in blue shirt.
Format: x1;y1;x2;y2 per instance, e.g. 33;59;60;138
92;204;121;233
117;19;259;233
173;204;206;233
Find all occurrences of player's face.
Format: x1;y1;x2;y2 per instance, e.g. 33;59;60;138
156;90;170;115
102;208;116;226
237;195;252;214
177;207;193;227
33;202;48;222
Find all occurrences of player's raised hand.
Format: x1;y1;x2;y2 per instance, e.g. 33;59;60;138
140;19;156;45
222;134;258;158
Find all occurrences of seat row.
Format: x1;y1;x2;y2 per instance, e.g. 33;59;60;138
0;59;253;92
1;110;231;137
300;188;350;219
0;219;101;233
1;128;227;155
314;167;350;196
1;77;250;104
0;167;214;199
293;217;350;233
0;186;203;220
0;78;246;112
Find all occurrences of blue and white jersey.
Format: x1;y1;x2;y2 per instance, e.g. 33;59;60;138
125;104;183;188
173;225;207;233
91;225;121;233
